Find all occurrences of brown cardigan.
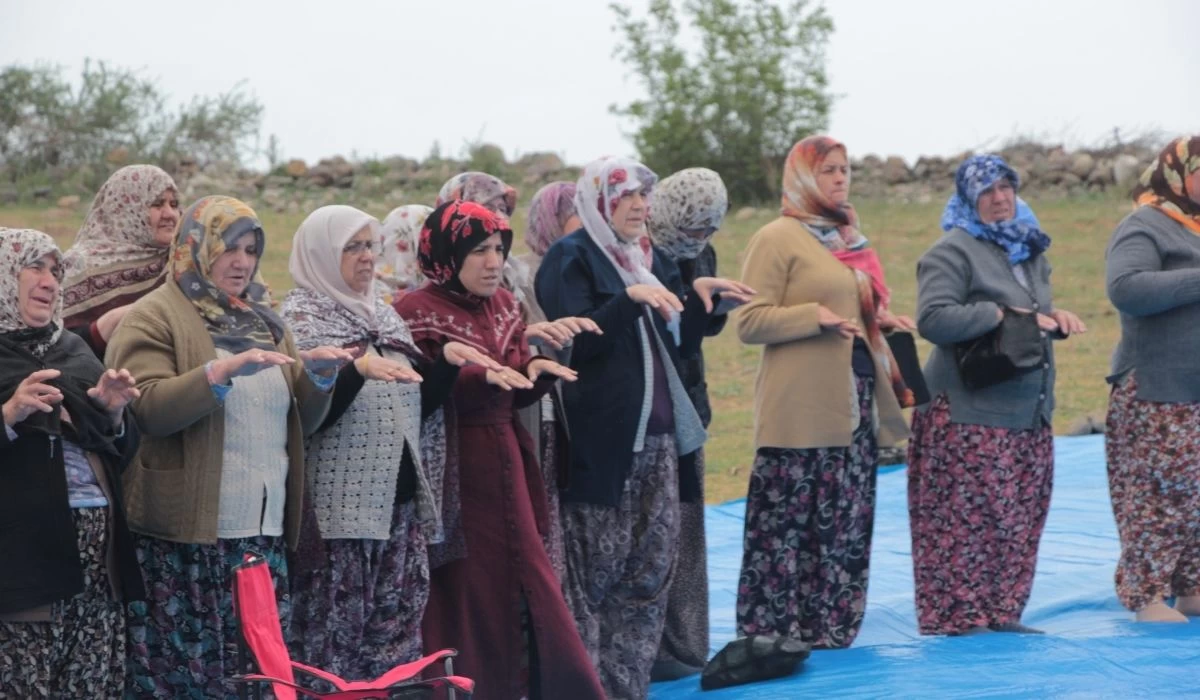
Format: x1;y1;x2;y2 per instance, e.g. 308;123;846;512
735;216;910;450
105;282;330;549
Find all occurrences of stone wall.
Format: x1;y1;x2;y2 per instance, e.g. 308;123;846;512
1;141;1159;212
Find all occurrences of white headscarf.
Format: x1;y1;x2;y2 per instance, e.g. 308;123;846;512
648;167;729;261
0;228;64;357
574;156;663;289
283;205;420;356
378;204;433;293
288;205;381;321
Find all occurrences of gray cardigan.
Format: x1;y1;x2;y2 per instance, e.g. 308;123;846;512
915;228;1056;429
1106;206;1200;401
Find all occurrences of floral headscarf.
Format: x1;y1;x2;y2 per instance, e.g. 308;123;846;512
0;228;64;357
170;196;285;353
435;172;529;303
283;205;420;359
780;137;913;408
62;164;179;323
1133;136;1200;235
648;168;728;261
574;156;663;288
378;204;433;292
524;181;578;257
435;172;518;217
418;200;513;298
941;154;1051;265
781;136;868;251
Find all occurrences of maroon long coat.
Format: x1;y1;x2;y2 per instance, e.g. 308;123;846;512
396;284;604;700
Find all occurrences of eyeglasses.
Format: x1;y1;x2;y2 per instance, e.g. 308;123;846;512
342;240;378;255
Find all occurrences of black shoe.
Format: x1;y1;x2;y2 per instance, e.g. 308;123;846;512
651;658;704;682
700;635;810;691
989;621;1044;634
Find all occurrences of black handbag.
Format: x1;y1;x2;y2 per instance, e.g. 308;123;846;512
885;330;931;406
954;309;1045;391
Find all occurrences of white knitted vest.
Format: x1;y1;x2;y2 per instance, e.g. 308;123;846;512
306;349;425;540
216;357;291;538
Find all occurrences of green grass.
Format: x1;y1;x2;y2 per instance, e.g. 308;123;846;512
2;194;1130;503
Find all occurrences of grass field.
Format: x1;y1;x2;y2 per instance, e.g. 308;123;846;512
1;193;1130;502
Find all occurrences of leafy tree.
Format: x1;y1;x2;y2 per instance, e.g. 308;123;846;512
0;60;262;187
611;0;834;202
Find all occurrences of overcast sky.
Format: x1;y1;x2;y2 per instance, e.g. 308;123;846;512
2;0;1196;167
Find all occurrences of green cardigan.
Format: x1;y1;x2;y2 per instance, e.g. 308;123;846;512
106;282;330;549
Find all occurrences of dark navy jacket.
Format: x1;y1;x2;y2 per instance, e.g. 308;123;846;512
535;229;711;506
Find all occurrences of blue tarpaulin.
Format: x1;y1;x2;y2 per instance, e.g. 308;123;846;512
651;435;1200;698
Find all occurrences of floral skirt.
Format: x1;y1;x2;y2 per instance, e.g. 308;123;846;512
563;433;680;700
539;418;567;583
736;375;879;650
287;500;429;680
906;394;1053;635
0;507;125;698
124;534;289;699
657;447;709;670
1106;374;1200;611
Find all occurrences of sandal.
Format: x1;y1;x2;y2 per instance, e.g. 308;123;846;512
700;635;810;691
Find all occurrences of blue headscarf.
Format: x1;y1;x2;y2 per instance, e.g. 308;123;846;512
940;155;1051;264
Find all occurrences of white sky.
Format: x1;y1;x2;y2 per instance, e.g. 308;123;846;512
2;0;1196;167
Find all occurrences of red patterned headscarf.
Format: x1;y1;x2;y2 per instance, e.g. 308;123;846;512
418;201;513;297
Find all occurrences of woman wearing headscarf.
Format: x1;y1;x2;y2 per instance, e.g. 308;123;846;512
395;200;605;700
1105;136;1200;623
282;204;500;675
909;154;1085;636
0;228;143;697
645;167;730;679
536;156;753;698
61;164;180;357
518;181;580;324
442;175;598;583
106;196;352;697
377;204;434;301
508;180;581;581
735;136;913;650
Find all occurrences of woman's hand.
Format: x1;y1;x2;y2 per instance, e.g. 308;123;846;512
2;369;63;428
209;350;294;385
692;277;756;313
1050;309;1087;336
626;284;684;322
354;354;423;383
877;308;917;332
88;368;140;425
524;318;602;350
443;341;504;371
485;366;535;391
299;346;355;376
818;305;860;339
527;357;578;382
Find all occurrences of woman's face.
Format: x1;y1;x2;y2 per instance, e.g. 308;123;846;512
340;225;378;295
977;180;1017;224
457;233;506;297
816;149;851;206
209;232;259;297
561;214;582;236
148;188;182;247
611;191;649;242
18;253;61;328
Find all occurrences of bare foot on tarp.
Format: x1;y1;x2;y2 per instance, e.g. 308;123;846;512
1173;595;1200;616
1136;601;1188;623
